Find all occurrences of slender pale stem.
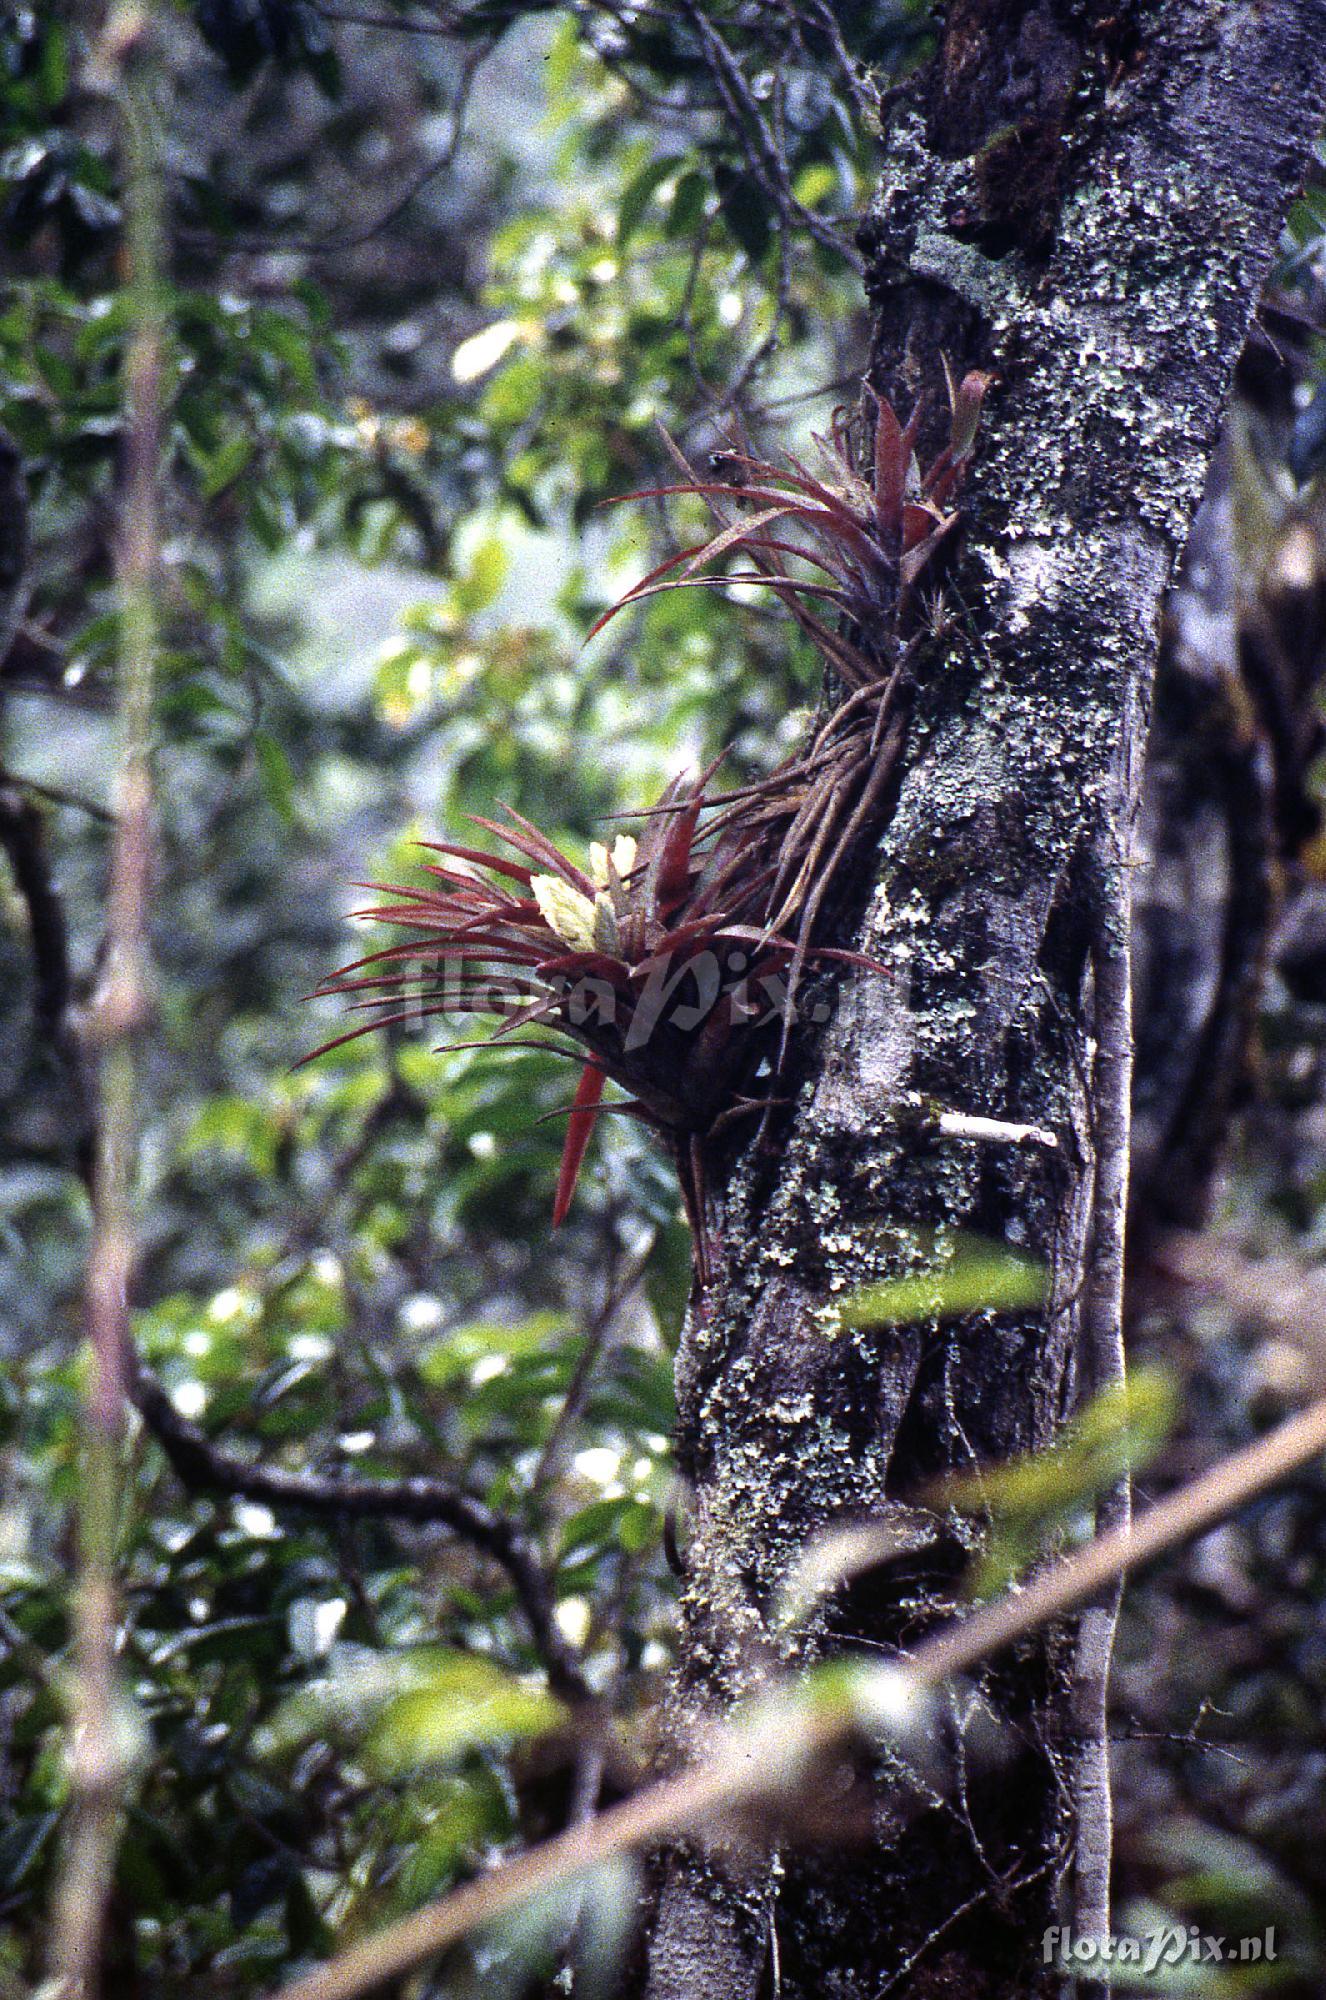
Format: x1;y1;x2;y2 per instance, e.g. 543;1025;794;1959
1072;855;1135;1990
46;11;162;1995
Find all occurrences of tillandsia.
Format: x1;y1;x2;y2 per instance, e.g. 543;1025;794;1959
589;360;991;683
309;368;988;1274
306;781;880;1281
589;362;992;1052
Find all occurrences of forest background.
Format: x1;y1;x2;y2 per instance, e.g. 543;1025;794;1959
3;2;1326;1995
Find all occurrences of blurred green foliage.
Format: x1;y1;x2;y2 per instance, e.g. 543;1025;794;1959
943;1366;1177;1597
0;2;879;1987
840;1232;1049;1331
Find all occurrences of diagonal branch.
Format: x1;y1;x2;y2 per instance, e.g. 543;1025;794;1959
679;0;863;273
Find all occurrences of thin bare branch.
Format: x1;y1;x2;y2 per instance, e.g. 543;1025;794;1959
45;15;164;1996
530;1231;657;1492
1071;845;1135;1983
313;1;465;32
177;40;489;257
6;775;116;823
680;1;863;274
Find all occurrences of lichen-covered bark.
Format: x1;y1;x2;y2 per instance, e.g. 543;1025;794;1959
644;4;1326;1997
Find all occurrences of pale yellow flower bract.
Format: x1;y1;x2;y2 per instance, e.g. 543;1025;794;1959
588;835;638;888
532;875;598;951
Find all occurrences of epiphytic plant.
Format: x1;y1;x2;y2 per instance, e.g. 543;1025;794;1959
307;779;878;1277
589;363;991;685
312;370;987;1272
587;365;991;1046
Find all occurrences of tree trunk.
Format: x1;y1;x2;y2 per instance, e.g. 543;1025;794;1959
644;5;1326;1997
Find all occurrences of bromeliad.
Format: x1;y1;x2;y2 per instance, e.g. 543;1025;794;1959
305;776;880;1279
589;363;992;686
309;371;987;1273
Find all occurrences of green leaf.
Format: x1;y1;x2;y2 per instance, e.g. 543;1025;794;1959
371;1661;561;1772
713;164;771;263
417;1311;568;1388
261;1648;564;1774
617;156;684;251
665;170;709;240
481;353;544;426
947;1367;1176;1523
391;1778;504;1909
453;534;509;616
38;25;69;108
943;1366;1177;1597
839;1235;1047;1329
254;730;296;824
792;162;837;209
195;428;255;501
559;1496;658;1568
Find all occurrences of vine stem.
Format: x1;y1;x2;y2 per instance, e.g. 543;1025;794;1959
45;11;163;1995
1071;843;1135;1993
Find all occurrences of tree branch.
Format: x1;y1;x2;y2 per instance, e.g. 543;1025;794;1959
0;427;30;671
46;20;163;1993
177;38;489;257
680;0;863;274
0;784;77;1039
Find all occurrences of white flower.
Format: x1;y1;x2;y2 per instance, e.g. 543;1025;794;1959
451;318;535;384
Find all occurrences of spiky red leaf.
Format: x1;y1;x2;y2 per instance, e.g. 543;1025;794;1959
552;1062;606;1227
872;390;906;549
415;840;534;885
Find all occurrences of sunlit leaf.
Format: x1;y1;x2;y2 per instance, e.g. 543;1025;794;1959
416;1311;568;1388
260;1648;564;1774
838;1235;1048;1329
